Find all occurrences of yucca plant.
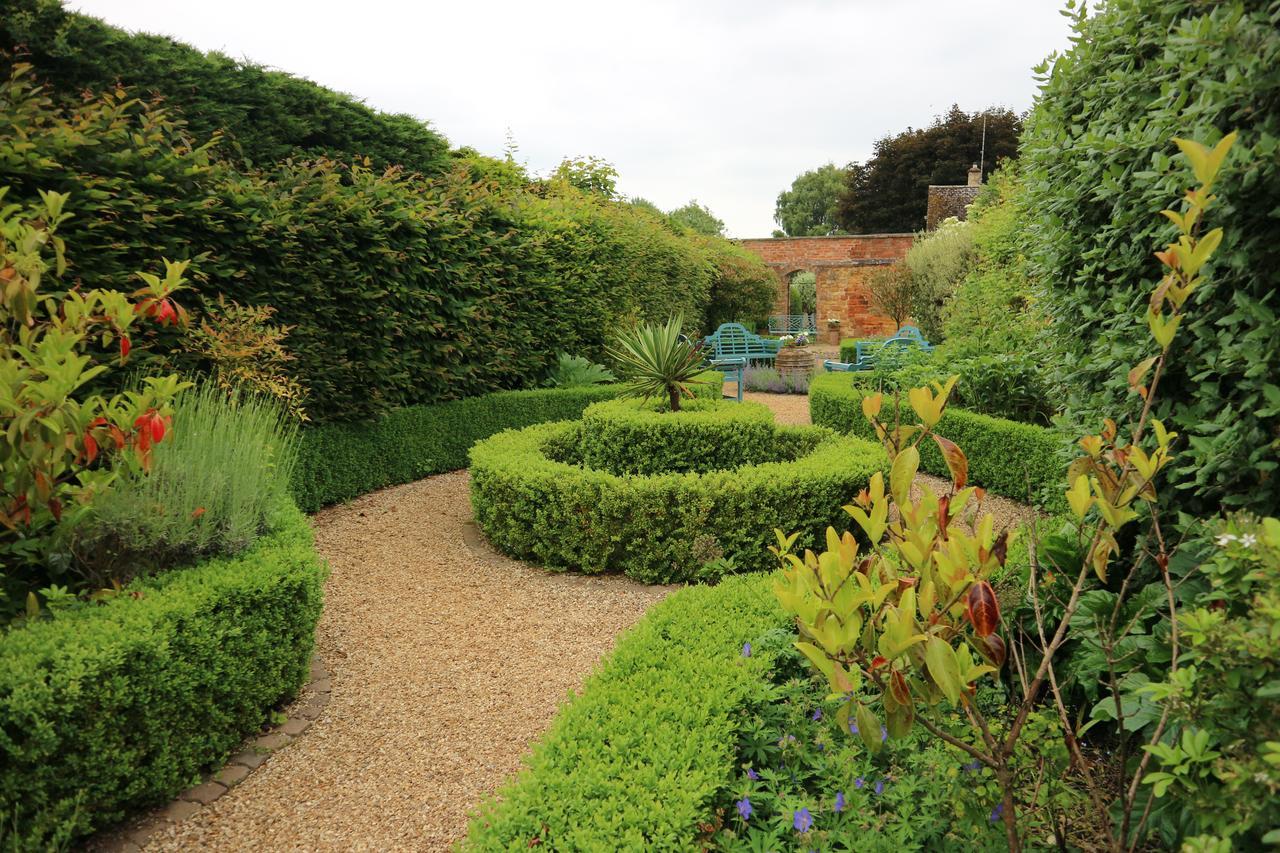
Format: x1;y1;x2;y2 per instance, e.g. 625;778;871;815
606;316;706;411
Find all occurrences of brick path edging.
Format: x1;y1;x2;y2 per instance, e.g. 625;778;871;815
89;655;331;852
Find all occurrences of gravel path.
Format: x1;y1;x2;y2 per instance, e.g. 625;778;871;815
145;471;672;852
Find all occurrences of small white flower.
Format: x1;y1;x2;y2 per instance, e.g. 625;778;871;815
1215;534;1238;547
1240;534;1257;548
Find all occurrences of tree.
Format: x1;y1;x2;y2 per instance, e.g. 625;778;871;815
788;272;816;315
836;106;1021;234
550;156;618;197
864;262;915;330
774;163;847;236
667;200;724;236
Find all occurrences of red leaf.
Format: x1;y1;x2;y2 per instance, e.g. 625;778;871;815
870;656;888;670
119;335;131;359
977;634;1007;668
191;507;207;519
889;669;911;705
83;433;99;465
991;531;1009;567
931;434;968;490
150;415;166;444
966;581;1000;638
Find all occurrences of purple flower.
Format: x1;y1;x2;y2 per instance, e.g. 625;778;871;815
746;766;759;781
880;725;888;742
854;777;865;789
741;642;751;657
963;759;982;772
811;708;823;721
737;798;753;821
989;802;1004;823
849;721;859;735
793;808;813;833
834;791;846;813
874;779;885;796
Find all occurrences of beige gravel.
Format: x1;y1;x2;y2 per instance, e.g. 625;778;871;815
145;470;672;852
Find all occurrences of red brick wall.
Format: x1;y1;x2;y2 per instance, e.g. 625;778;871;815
736;235;914;338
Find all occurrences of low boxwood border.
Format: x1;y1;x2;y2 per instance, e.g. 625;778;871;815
810;372;1068;510
291;375;724;512
470;420;884;583
578;398;778;475
0;502;327;848
463;572;787;851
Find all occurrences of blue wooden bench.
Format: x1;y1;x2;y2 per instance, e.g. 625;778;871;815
823;325;932;372
702;323;780;364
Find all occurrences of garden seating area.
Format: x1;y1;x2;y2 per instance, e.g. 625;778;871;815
2;2;1278;852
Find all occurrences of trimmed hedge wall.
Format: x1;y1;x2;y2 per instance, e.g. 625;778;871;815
577;398;778;475
464;572;787;851
291;378;724;512
810;372;1068;509
469;420;884;583
0;502;326;847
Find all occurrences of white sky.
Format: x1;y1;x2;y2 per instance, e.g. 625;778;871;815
69;0;1074;237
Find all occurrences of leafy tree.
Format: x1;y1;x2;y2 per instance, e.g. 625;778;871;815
549;156;619;198
788;272;816;315
628;197;663;216
668;200;724;237
836;106;1021;234
864;263;915;330
774;163;848;236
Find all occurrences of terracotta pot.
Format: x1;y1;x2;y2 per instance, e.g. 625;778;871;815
825;327;841;346
776;346;815;379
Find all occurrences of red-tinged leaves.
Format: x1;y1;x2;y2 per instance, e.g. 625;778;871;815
966;581;1000;638
1128;356;1157;397
897;577;917;592
977;634;1007;668
83;433;99;464
870;656;888;670
191;507;207;519
150;415;167;444
119;335;131;360
890;669;911;705
937;494;951;530
109;425;126;450
931;433;968;490
991;530;1009;567
49;498;62;522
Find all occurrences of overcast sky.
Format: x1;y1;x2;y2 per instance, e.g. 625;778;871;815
70;0;1073;237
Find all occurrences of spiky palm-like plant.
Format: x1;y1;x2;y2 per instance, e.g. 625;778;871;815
606;316;705;411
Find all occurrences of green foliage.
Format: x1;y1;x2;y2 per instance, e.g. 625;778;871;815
72;385;300;575
864;263;916;331
701;238;777;331
1138;515;1280;847
774;163;848;237
904;219;976;342
1021;0;1280;516
468;421;884;583
0;63;723;423
668;199;725;236
548;155;618;197
836;106;1021;234
0;0;451;173
607;316;708;411
463;573;789;851
0;186;190;612
544;353;614;388
788;272;816;316
810;373;1066;508
0;501;325;847
576;398;780;475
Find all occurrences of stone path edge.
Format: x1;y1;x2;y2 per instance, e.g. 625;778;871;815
86;654;331;852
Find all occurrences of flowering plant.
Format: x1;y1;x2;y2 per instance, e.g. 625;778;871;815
826;317;842;328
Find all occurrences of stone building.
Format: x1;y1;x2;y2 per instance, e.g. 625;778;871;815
925;164;982;230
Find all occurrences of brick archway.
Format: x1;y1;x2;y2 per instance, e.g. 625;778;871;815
737;234;914;340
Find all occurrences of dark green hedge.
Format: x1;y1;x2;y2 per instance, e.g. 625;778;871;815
0;502;326;847
809;372;1068;509
291;378;724;512
1;0;451;174
464;572;787;850
1021;0;1280;516
577;398;778;475
469;420;884;583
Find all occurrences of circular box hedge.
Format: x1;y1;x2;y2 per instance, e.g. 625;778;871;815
468;412;884;584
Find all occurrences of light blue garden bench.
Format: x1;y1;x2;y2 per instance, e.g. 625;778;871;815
823;324;932;372
702;323;780;364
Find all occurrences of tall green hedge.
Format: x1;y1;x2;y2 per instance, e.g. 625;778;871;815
464;572;788;850
0;0;451;173
1021;0;1280;516
809;373;1068;509
0;61;762;424
0;502;326;847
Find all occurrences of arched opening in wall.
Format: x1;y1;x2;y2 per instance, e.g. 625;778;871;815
780;269;816;336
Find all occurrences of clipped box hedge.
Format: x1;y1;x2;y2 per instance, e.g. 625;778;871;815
578;398;779;475
464;572;787;851
810;372;1068;509
469;420;884;583
292;376;724;512
0;502;326;847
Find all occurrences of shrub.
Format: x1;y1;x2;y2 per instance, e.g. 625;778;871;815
606;316;707;411
742;364;809;395
463;573;789;851
72;385;300;579
1021;0;1280;516
903;218;976;341
289;375;725;512
0;501;326;848
543;353;614;388
576;398;778;475
701;239;777;331
809;373;1066;508
468;420;884;583
0;0;451;174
